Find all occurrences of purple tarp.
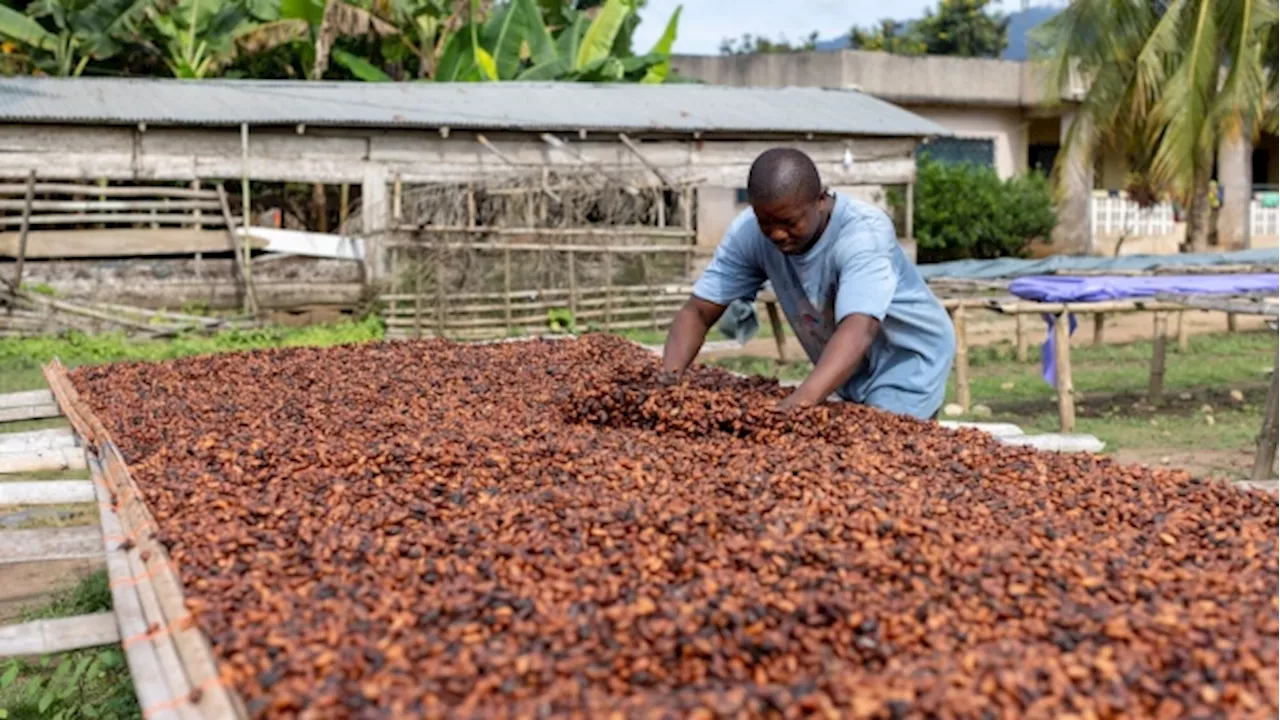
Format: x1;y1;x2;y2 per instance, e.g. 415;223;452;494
1007;274;1280;386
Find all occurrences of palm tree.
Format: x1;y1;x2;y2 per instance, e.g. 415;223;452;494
1035;0;1278;251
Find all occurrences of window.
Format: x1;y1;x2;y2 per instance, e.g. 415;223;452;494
917;138;995;169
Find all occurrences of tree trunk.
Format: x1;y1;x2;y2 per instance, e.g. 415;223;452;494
1186;161;1212;253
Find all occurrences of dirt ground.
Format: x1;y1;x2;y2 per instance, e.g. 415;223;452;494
0;556;101;624
703;309;1272;361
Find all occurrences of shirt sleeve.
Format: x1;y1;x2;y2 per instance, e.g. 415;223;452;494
691;215;767;306
834;208;899;322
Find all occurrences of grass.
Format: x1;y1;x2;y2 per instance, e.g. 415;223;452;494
0;573;138;720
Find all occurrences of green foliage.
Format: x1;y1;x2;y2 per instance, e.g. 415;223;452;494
718;31;818;55
0;315;386;372
19;572;112;623
20;282;57;297
849;0;1008;58
902;158;1056;262
546;307;574;333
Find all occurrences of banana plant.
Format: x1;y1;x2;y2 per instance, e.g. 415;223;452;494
0;0;153;75
146;0;252;78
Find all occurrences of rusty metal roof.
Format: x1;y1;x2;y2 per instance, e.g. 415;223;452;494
0;77;950;138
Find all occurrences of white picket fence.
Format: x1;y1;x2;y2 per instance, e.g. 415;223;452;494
1090;194;1176;237
1250;199;1278;238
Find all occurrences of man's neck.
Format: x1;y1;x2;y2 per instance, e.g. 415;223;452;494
795;192;835;255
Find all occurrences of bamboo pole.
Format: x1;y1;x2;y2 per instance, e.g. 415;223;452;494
502;248;512;334
11;170;35;294
0;183;218;199
643;253;657;330
1053;311;1075;433
567;250;578;320
604;252;614;328
216;185;258;315
191;180;203;279
392;224;693;238
1148;312;1168;404
339;183;350;233
1093;313;1106;346
1176;310;1189;352
383;241;697;254
1252;361;1279;482
434;235;445;338
413;245;423;340
953;305;971;413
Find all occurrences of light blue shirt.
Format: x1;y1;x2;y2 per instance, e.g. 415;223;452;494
693;193;954;419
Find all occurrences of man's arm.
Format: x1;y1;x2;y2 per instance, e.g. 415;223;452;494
661;296;727;376
777;313;878;410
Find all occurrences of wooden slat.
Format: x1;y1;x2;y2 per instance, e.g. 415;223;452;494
0;404;60;423
0;228;265;259
0;428;76;454
3;526;103;564
0;480;95;505
0;199;220;212
0;447;87;474
0;183;220;199
0;612;119;657
0;390;54;409
0;213;230;228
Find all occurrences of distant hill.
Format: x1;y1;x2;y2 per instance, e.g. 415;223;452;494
805;6;1059;60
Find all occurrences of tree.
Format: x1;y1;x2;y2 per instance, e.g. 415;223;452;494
1034;0;1279;251
849;0;1009;59
718;31;818;55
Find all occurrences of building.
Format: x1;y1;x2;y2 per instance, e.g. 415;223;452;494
0;77;946;320
672;50;1280;254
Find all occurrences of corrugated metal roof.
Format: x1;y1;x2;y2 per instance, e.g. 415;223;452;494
0;77;951;138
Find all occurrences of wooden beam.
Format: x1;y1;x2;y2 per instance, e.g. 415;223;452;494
0;404;61;424
0;428;76;454
476;134;561;202
617;133;678;188
0;390;55;409
1015;313;1028;363
3;527;102;564
763;301;788;363
0;612;119;657
0;183;218;199
1093;313;1106;346
0;447;87;474
0;229;256;259
953;305;971;414
1253;363;1279;483
0;480;95;506
0;199;220;212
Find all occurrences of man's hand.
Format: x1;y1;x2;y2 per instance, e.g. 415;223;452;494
783;313;880;409
657;370;681;387
660;297;728;377
774;392;813;412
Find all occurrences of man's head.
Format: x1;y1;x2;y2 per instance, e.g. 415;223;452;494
747;148;827;255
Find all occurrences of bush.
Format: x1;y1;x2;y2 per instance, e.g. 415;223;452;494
900;159;1057;263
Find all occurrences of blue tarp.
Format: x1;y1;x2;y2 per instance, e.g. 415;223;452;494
918;248;1279;280
1011;273;1280;387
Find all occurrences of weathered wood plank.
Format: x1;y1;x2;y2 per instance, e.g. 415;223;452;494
0;390;54;409
0;447;87;474
0;404;61;424
2;526;102;564
0;228;255;259
0;480;95;505
0;612;119;656
0;428;76;454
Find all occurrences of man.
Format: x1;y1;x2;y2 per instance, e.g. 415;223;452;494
661;148;954;419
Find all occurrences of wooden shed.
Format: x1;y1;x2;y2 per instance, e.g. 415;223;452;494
0;77;947;326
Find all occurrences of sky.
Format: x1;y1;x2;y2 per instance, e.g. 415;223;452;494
630;0;1032;56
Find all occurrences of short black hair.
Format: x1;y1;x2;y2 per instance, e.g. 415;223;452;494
746;148;822;206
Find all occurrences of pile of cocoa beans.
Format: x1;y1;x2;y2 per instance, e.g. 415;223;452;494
71;335;1279;718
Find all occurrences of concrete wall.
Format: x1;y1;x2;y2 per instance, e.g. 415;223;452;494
909;105;1028;178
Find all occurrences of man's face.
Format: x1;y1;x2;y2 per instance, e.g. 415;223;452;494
753;192;823;255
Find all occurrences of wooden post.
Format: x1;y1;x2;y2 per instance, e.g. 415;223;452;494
392;174;403;225
434;235;445;338
12;170;35;293
339;183;350;233
1148;312;1168;404
655;188;666;228
1093;312;1106;346
604;252;614;330
1054;311;1076;432
190;180;203;278
1015;312;1028;363
764;301;788;363
567;250;578;321
502;248;512;335
904;181;914;243
952;305;971;413
1176;310;1189;352
1228;313;1239;333
216;184;257;315
1252;361;1279;482
413;244;424;340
